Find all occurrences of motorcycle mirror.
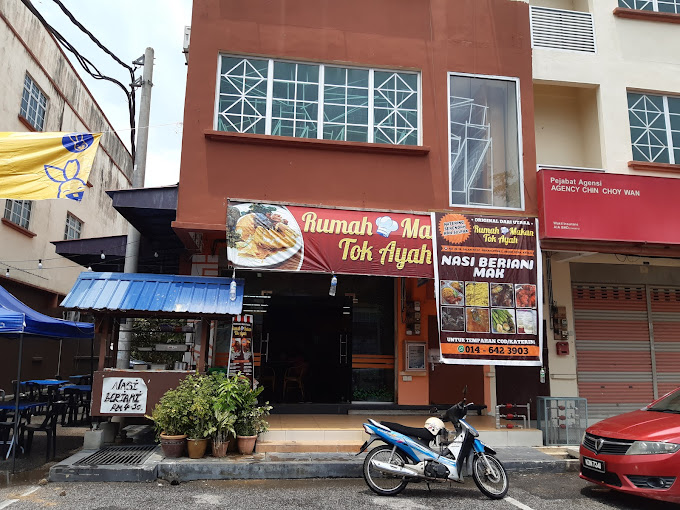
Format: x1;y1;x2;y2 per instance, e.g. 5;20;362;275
429;407;438;414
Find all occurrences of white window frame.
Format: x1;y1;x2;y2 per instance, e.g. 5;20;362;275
64;212;83;240
19;74;48;131
4;200;32;230
447;72;524;211
619;0;680;13
628;91;680;165
214;55;422;146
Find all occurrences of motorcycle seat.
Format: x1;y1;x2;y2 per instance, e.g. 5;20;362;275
381;421;435;443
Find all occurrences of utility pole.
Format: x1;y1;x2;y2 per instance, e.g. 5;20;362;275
116;47;154;369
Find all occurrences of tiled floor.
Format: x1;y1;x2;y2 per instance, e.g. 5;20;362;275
267;414;498;431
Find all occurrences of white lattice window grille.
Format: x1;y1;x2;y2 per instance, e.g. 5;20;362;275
64;213;82;240
19;74;47;131
619;0;680;13
448;74;522;209
4;200;32;229
530;7;596;53
216;56;420;145
628;92;680;165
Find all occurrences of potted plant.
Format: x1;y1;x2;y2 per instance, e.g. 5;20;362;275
185;373;220;459
212;374;239;457
148;379;193;458
221;374;272;454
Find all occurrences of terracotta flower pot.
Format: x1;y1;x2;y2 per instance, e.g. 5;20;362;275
236;435;257;455
211;438;230;458
159;433;187;458
187;438;209;459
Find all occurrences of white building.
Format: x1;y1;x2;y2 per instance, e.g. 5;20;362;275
530;0;680;420
0;0;131;384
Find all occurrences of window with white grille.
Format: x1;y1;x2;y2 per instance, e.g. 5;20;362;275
628;92;680;165
64;213;82;240
19;74;47;131
619;0;680;14
530;6;596;53
216;56;420;146
4;200;32;229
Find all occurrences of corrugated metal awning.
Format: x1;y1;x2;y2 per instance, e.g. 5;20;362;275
61;272;244;317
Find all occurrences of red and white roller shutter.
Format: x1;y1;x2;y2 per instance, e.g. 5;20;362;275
649;287;680;398
573;284;654;420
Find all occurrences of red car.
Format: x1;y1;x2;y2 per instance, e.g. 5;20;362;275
580;387;680;504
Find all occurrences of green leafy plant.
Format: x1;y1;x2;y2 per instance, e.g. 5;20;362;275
218;374;272;437
148;373;220;438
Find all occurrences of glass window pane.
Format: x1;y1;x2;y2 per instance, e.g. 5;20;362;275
218;57;268;134
296;64;319;83
347;69;369;88
449;75;520;209
324;86;346;104
324;104;346;123
346;126;368;142
347;87;368;106
325;67;346;86
324;124;345;141
295;122;317;138
347;107;368;125
273;62;297;81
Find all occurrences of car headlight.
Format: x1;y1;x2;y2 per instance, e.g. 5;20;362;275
626;441;680;455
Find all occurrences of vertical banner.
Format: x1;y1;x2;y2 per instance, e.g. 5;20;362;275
227;314;254;386
432;213;542;366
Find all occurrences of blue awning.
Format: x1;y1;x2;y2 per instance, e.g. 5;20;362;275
61;272;244;317
0;285;94;339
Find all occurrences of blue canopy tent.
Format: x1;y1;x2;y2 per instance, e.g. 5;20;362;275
0;284;94;472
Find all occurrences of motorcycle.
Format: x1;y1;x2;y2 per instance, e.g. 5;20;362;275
358;392;508;499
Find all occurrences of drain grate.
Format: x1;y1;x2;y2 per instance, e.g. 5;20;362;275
75;445;157;466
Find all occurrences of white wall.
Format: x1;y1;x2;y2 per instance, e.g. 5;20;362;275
532;0;680;176
0;0;132;297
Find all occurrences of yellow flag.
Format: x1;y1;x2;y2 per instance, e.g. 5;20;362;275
0;132;101;201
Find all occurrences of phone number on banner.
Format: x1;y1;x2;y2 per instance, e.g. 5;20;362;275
441;343;540;357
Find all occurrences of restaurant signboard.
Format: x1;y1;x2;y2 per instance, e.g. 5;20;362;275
227;201;434;278
431;213;542;366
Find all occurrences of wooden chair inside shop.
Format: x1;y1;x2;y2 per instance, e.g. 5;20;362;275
255;353;276;393
283;362;308;401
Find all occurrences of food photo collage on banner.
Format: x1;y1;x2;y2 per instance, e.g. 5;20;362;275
431;213;543;366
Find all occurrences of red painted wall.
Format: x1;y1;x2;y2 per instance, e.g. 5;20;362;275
175;0;536;235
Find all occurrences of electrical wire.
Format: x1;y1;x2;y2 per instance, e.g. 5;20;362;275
20;0;138;157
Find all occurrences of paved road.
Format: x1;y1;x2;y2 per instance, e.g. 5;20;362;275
0;473;677;509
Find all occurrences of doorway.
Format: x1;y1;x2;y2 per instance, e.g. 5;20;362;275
262;295;352;403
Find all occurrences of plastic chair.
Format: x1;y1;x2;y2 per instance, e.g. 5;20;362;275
283;363;308;401
22;401;65;461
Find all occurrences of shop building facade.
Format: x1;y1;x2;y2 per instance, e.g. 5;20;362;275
531;0;680;420
174;0;540;411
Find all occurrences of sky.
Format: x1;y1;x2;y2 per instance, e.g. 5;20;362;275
33;0;193;187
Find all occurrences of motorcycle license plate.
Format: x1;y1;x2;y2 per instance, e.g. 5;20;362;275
583;456;605;473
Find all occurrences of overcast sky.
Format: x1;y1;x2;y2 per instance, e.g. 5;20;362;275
34;0;193;187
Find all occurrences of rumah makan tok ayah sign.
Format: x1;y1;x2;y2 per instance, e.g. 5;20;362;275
227;201;434;278
431;213;543;366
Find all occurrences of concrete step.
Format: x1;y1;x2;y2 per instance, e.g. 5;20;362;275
256;440;364;453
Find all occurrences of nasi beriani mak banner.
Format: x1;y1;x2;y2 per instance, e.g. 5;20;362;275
228;314;254;388
0;132;101;201
227;201;434;278
432;213;542;366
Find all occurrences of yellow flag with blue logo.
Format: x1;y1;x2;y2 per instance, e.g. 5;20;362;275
0;132;101;201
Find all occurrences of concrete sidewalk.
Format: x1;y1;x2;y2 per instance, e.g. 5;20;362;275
49;446;580;483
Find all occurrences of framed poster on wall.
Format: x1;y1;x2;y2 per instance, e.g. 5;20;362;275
406;342;426;371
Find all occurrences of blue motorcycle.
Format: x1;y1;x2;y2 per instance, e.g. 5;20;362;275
359;395;508;499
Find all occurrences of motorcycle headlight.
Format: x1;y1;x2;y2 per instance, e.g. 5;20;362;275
626;441;680;455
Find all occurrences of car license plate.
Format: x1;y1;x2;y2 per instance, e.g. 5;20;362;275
583;456;605;473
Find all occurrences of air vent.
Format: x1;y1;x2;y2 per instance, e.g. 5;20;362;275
530;6;596;53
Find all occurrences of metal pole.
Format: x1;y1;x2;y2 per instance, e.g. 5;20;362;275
12;333;24;473
117;47;154;369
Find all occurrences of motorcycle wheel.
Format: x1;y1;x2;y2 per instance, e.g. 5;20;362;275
471;453;509;499
362;445;409;496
